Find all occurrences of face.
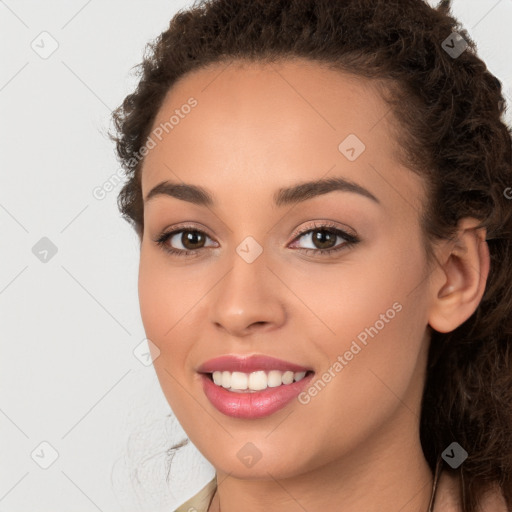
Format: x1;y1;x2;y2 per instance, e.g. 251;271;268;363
138;59;434;479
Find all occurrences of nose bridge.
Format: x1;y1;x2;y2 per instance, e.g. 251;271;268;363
209;232;286;335
221;233;271;304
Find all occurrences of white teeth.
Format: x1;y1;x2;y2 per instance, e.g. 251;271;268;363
282;370;294;385
294;371;306;381
267;370;283;388
248;370;267;390
210;369;309;392
230;371;248;390
212;371;222;386
221;371;231;388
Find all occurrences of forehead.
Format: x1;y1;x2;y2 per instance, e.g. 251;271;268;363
141;58;424;215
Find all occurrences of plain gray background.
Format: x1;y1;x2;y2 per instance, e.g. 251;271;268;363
1;0;511;510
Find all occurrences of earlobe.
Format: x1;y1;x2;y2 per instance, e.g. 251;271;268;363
428;218;490;334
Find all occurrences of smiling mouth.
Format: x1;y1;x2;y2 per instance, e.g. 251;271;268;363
203;369;315;393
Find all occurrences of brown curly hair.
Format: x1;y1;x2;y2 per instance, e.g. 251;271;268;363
109;0;512;510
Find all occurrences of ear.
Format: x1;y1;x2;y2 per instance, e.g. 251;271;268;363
428;218;490;333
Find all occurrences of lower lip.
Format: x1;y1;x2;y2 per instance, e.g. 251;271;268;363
200;372;315;419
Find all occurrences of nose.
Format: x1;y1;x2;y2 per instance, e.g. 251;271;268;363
209;247;287;338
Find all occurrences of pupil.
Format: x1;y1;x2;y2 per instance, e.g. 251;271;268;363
183;231;204;249
314;230;335;249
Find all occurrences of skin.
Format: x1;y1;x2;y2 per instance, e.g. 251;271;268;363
137;59;490;512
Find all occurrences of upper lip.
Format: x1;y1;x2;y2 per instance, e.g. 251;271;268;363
196;354;313;374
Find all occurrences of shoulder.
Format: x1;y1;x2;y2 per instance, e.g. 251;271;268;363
173;477;217;512
434;470;508;512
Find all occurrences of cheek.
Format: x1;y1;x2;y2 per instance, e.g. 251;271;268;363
293;237;430;450
287;231;427;348
137;248;207;342
137;251;194;392
138;255;196;417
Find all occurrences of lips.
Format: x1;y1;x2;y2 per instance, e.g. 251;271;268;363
196;354;315;419
196;354;313;374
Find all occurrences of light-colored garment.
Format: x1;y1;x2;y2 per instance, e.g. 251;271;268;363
174;477;217;512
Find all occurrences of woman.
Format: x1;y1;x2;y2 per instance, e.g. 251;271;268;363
110;0;512;510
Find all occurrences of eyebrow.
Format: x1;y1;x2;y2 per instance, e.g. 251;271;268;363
144;176;380;207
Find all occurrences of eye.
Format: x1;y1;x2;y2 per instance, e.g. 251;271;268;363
288;221;359;257
153;224;217;257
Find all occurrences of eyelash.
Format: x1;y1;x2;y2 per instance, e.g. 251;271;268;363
152;221;360;258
